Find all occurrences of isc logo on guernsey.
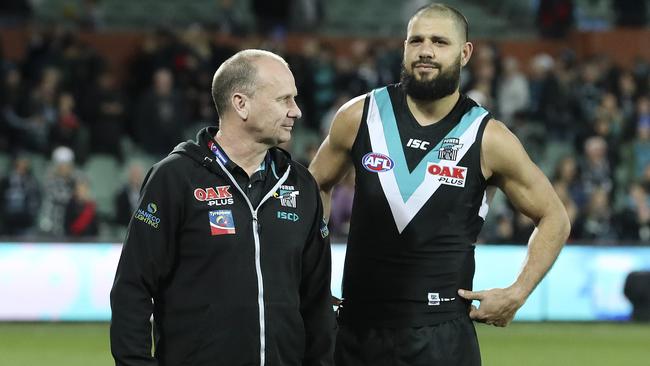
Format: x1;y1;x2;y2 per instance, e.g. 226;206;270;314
427;163;467;187
362;152;394;172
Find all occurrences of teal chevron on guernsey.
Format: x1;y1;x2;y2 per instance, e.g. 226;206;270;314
373;87;487;202
367;87;489;233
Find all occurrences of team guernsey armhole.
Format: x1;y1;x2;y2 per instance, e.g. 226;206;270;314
477;114;493;184
349;94;372;158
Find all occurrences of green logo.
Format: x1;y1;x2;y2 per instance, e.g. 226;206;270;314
147;203;157;214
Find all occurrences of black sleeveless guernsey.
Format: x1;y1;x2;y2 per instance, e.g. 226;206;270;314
342;84;492;327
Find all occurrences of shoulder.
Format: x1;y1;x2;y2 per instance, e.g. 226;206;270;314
481;118;532;180
145;153;192;186
336;94;367;123
290;160;320;193
328;94;368;150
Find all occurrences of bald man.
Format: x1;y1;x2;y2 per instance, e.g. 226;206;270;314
111;49;335;366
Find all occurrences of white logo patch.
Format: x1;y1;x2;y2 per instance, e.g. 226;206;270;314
427;292;456;306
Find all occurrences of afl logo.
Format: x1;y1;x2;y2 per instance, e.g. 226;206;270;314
362;152;394;172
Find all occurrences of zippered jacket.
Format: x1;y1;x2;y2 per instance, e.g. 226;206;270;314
110;127;335;366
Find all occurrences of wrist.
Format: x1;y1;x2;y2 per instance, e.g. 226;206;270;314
507;283;530;306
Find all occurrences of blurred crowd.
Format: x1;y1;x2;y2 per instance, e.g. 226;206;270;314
0;23;649;244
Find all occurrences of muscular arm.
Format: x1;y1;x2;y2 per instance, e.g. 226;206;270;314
309;96;364;220
459;119;571;326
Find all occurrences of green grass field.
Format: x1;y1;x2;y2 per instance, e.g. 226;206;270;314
0;322;648;365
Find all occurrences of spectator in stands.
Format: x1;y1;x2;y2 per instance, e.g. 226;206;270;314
320;93;350;138
78;0;105;31
642;162;650;194
632;97;650;178
0;154;41;235
511;211;537;244
497;57;529;123
528;54;553;115
581;136;613;196
594;92;624;142
84;69;126;160
0;65;29;152
612;0;648;27
251;0;290;35
574;61;604;129
16;66;61;153
492;212;516;244
114;161;145;227
575;188;618;245
573;187;618;242
536;0;575;38
38;146;81;237
616;71;638;134
617;182;650;241
0;0;32;26
553;155;587;209
50;92;85;157
64;177;98;237
539;52;579;141
133;68;188;157
213;0;247;36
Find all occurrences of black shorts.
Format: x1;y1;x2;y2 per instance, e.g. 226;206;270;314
335;315;481;366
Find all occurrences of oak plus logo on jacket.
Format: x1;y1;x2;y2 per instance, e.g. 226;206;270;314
194;185;234;206
134;202;161;228
208;210;236;235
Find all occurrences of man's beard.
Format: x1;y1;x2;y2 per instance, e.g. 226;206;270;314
400;56;461;101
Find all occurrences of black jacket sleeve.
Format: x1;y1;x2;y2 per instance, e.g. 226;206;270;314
110;162;182;366
300;179;336;366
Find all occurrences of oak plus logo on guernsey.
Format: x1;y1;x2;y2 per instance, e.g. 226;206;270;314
362;152;394;173
427;162;468;187
194;185;234;206
134;202;161;228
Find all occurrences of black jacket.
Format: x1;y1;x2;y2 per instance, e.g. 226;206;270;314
110;127;335;366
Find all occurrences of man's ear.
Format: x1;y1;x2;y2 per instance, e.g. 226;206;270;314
461;42;474;67
232;93;249;120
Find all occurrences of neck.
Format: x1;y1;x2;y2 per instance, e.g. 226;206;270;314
406;90;460;126
214;126;268;177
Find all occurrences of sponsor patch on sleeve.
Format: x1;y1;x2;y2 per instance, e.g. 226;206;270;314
134;202;161;229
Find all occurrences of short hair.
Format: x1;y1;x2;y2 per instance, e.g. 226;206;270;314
211;49;288;117
409;3;469;42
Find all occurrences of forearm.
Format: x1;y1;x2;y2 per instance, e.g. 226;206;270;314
511;210;570;299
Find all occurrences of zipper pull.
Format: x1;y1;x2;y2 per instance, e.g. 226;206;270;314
252;211;260;232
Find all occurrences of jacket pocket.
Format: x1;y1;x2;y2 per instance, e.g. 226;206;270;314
264;304;305;366
185;303;259;366
157;304;212;366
